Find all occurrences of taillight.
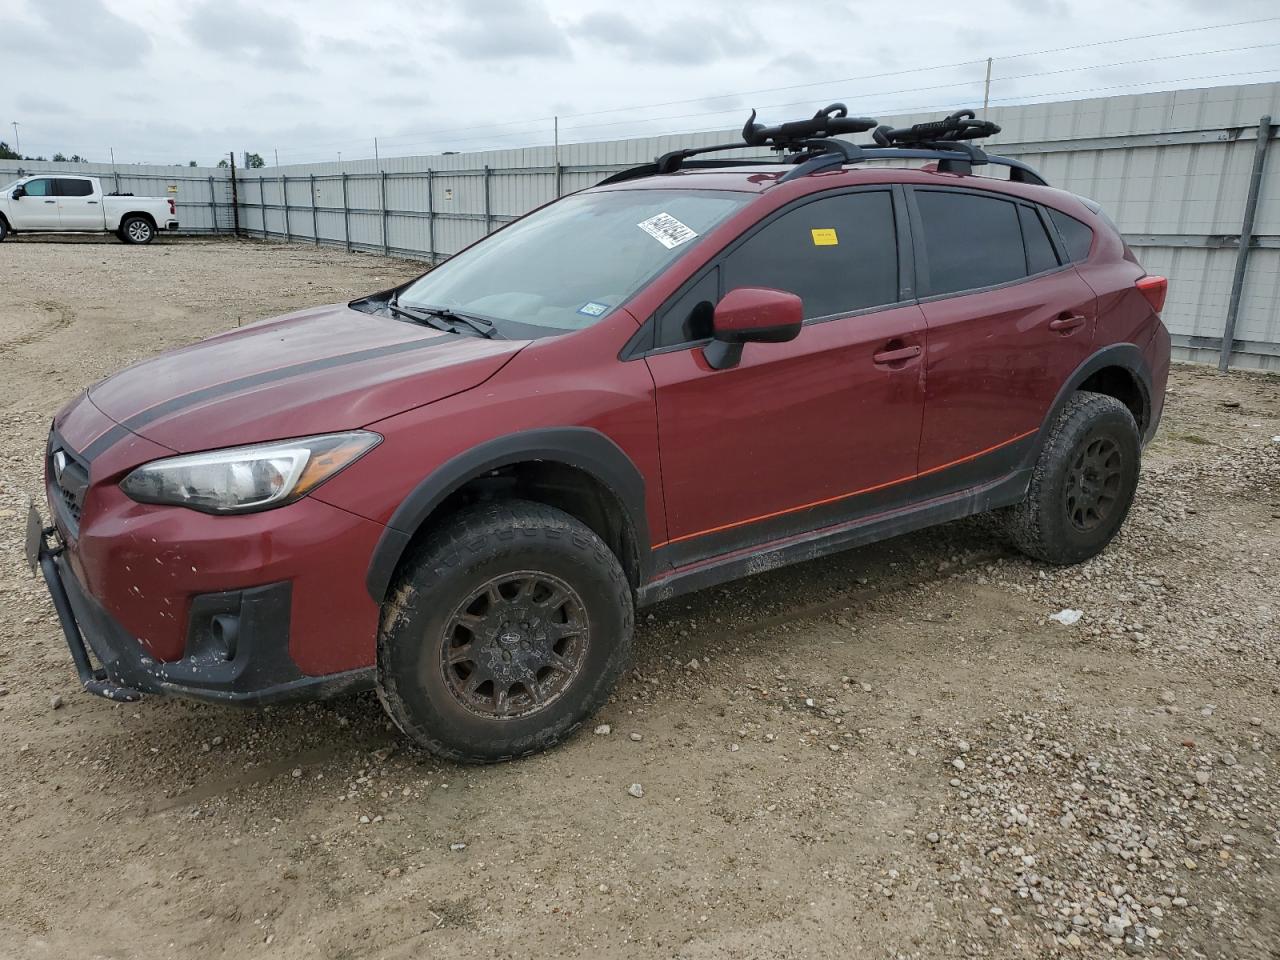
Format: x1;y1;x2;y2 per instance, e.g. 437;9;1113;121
1136;275;1167;314
168;198;176;215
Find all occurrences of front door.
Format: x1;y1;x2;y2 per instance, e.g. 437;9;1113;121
646;189;928;567
55;177;101;230
9;177;60;229
909;188;1097;485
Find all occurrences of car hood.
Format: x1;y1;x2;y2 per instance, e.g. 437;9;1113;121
88;303;527;452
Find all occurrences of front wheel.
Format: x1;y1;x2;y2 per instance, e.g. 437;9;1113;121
1000;391;1141;564
377;500;634;763
0;218;8;242
119;216;155;244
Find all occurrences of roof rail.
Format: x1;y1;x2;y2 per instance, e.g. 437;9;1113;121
596;105;1048;188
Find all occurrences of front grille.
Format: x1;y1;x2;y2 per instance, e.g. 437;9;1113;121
48;439;90;536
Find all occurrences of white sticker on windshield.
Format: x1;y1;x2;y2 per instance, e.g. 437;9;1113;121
637;212;698;249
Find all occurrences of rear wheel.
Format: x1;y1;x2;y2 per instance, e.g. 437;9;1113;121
119;216;154;244
377;500;633;763
1000;391;1141;564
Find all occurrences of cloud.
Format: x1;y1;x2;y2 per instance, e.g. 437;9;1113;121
436;0;571;60
185;0;306;70
571;12;761;65
0;0;151;69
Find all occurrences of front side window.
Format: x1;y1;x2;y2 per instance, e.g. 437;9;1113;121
56;178;93;197
915;190;1027;296
22;178;52;197
721;191;899;320
397;188;749;336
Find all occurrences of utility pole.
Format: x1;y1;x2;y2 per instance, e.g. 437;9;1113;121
983;57;993;111
10;121;18;155
274;148;279;167
374;137;379;163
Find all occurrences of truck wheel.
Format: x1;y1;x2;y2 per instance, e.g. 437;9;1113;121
377;500;634;763
120;216;155;244
1000;391;1141;565
0;218;8;242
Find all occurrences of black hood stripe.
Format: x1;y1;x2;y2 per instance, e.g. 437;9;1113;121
83;335;454;461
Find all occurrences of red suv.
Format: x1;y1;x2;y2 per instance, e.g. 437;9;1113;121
28;108;1169;762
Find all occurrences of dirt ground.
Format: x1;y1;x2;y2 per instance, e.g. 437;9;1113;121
1;235;1278;960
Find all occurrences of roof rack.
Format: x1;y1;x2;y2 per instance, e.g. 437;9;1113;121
597;106;1048;187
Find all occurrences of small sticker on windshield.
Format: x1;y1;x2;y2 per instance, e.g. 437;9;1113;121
637;212;699;249
811;228;839;246
577;301;609;317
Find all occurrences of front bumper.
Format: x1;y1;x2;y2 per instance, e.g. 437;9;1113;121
29;504;373;705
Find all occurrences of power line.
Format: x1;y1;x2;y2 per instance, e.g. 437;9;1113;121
268;13;1280;157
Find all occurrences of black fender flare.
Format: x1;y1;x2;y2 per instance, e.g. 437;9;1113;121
364;427;650;603
1023;343;1154;470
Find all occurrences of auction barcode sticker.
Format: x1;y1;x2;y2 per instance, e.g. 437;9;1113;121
637;212;699;249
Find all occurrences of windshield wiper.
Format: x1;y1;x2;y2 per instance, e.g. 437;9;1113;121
387;297;454;333
388;296;499;339
418;305;499;340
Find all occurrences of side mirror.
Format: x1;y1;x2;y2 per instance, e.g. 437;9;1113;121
12;187;25;199
704;287;803;370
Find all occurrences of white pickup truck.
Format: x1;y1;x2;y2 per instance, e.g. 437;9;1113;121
0;173;179;244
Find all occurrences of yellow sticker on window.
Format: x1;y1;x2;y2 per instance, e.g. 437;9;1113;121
811;228;839;246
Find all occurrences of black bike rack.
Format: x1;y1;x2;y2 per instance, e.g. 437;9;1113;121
598;105;1047;187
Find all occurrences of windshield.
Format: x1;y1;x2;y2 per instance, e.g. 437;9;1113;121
398;189;749;333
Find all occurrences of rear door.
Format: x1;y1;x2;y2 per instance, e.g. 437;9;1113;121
909;186;1096;484
9;177;60;229
645;188;928;566
54;177;101;230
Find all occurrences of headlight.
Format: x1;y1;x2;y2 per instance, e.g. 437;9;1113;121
120;431;380;514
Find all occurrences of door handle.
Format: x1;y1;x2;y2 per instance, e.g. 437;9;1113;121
872;344;922;365
1048;314;1087;333
43;199;57;204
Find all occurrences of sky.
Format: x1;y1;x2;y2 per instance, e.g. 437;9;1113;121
1;0;1278;167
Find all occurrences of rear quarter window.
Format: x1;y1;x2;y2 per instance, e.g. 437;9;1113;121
1048;208;1095;262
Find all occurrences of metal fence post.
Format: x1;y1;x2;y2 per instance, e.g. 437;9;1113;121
380;170;389;256
259;176;265;236
280;174;290;241
426;169;435;264
1219;115;1272;373
207;176;217;232
483;164;492;234
309;174;319;245
555;162;563;199
341;172;351;252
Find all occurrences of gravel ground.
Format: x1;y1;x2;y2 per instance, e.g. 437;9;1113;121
0;235;1278;959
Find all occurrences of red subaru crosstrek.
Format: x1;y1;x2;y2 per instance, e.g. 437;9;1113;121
29;109;1169;761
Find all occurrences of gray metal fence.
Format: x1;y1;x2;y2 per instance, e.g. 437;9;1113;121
3;82;1278;371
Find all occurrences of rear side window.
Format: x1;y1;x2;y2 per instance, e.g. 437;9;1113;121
1019;205;1060;274
721;191;898;320
915;191;1026;296
55;178;93;197
22;178;52;197
1048;209;1094;262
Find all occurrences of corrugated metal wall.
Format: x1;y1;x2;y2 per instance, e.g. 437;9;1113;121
0;159;234;232
2;82;1277;369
